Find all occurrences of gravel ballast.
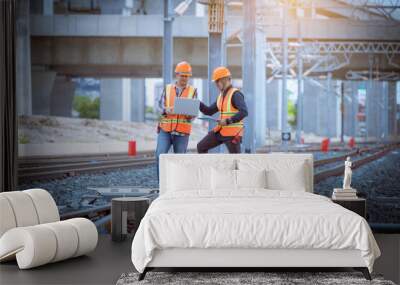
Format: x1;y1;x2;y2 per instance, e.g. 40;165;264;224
18;150;400;223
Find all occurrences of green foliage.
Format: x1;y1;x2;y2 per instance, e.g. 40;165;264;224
288;100;297;128
146;106;154;113
73;95;100;119
19;134;30;144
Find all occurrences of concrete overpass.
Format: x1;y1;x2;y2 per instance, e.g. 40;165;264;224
30;15;400;78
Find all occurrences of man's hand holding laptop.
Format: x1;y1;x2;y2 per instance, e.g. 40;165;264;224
217;118;228;126
164;106;174;115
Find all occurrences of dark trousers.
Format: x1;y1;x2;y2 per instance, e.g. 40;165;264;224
197;131;241;153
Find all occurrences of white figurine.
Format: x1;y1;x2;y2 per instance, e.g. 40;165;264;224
342;156;352;190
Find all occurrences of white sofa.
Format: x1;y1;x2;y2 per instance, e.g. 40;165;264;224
0;189;98;269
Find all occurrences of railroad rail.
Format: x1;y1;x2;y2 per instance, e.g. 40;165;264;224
18;150;154;167
18;143;395;183
18;151;157;183
17;144;340;183
56;142;399;224
314;143;399;183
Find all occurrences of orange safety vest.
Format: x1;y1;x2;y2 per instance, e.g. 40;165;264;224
159;84;195;135
213;87;244;137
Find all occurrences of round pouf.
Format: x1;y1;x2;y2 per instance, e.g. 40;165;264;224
111;197;150;242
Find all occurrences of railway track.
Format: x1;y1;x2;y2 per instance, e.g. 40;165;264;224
18;151;157;183
56;142;399;223
18;143;398;184
17;146;327;183
314;143;399;183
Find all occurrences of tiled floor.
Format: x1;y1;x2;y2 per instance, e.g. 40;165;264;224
0;235;133;285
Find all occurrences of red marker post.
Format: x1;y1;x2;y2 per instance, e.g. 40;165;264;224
348;137;355;148
321;138;330;152
128;140;136;156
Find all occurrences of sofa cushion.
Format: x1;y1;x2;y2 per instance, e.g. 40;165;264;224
0;192;39;228
23;189;60;224
0;189;60;239
0;218;98;269
0;196;17;238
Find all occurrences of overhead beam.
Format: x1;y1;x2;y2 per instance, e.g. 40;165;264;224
315;0;387;21
30;15;400;41
31;38;400;79
267;41;400;55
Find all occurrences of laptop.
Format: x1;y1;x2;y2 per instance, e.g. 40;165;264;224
173;97;200;116
198;116;218;122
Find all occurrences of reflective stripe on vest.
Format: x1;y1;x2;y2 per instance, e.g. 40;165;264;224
159;84;195;135
213;87;244;137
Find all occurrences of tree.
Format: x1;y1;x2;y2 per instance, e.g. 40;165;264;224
72;95;100;119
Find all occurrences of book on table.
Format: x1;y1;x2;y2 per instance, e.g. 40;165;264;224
332;188;358;199
333;188;357;193
333;192;357;197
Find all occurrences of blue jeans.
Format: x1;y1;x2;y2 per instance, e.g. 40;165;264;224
155;130;189;180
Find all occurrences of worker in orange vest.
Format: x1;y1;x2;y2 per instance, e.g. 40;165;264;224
197;66;248;153
155;61;197;178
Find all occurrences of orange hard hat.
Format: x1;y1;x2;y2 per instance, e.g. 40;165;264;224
212;66;231;82
175;61;192;76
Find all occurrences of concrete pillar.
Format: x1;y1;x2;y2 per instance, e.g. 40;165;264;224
316;79;339;138
366;81;387;140
207;33;223;130
31;70;56;115
154;82;164;113
254;30;266;147
130;79;146;122
388;81;397;138
100;78;145;122
16;0;32;116
100;79;124;121
303;79;340;138
242;0;257;152
266;80;281;131
330;83;340;138
366;80;377;139
281;1;289;144
303;79;319;135
381;82;389;140
50;76;76;117
343;81;360;137
163;0;174;87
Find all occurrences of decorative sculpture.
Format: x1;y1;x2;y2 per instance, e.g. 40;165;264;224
342;156;353;190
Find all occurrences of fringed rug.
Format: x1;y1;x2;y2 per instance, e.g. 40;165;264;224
116;271;395;285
